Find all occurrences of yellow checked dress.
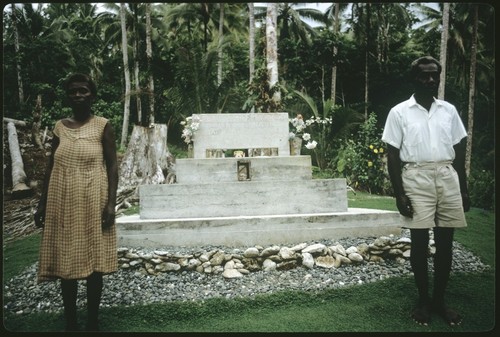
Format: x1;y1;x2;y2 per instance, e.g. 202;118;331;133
38;116;117;282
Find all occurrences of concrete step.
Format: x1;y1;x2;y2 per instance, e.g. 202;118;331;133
139;179;348;219
175;155;313;184
116;208;407;248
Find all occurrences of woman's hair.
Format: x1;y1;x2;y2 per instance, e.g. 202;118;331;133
410;56;442;78
63;73;97;96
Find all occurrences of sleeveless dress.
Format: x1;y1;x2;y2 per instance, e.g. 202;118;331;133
38;116;117;282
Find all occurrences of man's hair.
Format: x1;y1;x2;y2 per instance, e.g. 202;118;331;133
63;73;97;96
410;56;442;78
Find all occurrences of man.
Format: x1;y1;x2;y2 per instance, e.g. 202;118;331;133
382;56;470;326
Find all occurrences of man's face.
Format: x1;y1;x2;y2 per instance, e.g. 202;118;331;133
67;81;94;110
414;63;440;97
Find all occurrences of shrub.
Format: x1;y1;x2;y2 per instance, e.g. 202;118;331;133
468;168;495;210
334;112;391;194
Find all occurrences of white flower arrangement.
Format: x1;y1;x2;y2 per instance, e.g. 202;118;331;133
289;114;333;153
180;115;201;144
305;140;318;149
289;114;306;140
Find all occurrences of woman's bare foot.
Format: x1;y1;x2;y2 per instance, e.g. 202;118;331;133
411;301;431;326
433;303;463;326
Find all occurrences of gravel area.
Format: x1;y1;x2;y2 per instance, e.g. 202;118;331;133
3;232;490;316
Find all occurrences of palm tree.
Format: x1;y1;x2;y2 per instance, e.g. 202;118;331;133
248;3;256;113
324;3;350;105
131;3;143;125
348;3;412;118
255;3;325;44
266;3;280;110
465;5;478;177
438;3;450;99
329;3;340;105
217;3;224;88
145;3;155;125
10;4;24;106
120;3;131;148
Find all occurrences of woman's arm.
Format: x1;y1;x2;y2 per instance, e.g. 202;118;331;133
101;122;119;229
34;135;59;228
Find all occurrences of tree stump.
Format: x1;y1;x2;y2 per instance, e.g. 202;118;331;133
6;122;32;198
117;124;174;209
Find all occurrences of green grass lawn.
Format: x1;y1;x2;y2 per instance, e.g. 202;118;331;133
3;191;495;333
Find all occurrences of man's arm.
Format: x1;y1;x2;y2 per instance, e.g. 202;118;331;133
386;144;413;218
452;138;470;212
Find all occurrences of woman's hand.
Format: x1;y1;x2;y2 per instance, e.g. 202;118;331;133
101;204;115;229
34;206;46;228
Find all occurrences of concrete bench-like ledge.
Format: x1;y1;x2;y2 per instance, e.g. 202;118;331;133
116;208;407;248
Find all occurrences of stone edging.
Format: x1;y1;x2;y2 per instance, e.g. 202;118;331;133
118;235;433;279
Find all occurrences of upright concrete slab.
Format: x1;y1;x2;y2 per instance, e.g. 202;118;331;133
139;178;348;219
192;113;290;158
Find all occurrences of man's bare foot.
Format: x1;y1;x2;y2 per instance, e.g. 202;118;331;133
411;302;431;326
433;303;463;326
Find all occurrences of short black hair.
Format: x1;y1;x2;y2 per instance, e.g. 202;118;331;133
63;73;97;97
410;56;442;79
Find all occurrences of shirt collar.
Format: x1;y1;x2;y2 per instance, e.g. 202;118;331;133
409;94;442;107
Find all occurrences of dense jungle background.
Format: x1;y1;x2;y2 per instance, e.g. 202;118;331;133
3;3;495;211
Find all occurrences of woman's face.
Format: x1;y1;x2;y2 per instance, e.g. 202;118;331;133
67;81;94;111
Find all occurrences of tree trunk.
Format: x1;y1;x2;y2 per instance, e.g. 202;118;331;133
132;3;142;125
465;5;478;177
117;124;174;201
120;3;131;149
266;3;280;110
217;3;224;88
31;94;43;150
364;3;371;120
216;3;225;113
7;122;32;198
3;117;27;127
11;4;24;107
438;2;450;100
331;3;340;105
248;2;255;113
145;3;155;125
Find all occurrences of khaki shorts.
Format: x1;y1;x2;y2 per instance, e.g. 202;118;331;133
402;161;467;229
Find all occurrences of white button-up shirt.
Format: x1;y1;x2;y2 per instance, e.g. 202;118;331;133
382;95;467;163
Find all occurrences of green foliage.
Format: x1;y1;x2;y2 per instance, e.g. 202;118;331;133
335;113;391;194
468;168;495;210
245;66;290;113
3;234;41;282
2;2;495;178
92;99;124;140
167;143;189;159
300;115;333;170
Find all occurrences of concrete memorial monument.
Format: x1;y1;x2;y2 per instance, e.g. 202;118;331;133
117;113;404;247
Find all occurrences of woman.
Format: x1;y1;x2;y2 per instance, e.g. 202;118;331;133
34;73;118;331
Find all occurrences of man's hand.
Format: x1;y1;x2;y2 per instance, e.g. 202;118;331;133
396;195;413;218
461;192;471;212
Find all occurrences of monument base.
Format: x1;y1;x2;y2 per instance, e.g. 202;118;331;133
116;208;405;248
